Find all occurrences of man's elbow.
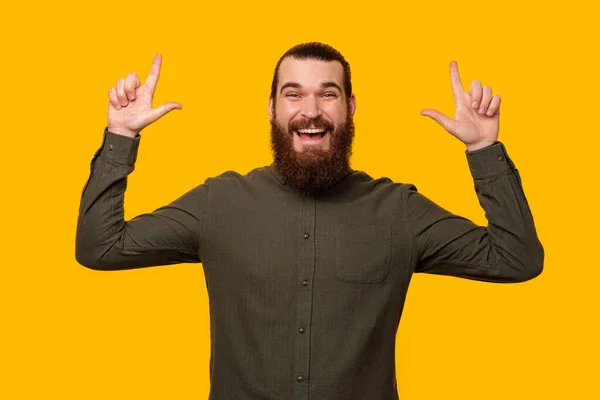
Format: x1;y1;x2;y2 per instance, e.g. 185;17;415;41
507;244;545;283
75;242;115;271
76;249;106;271
510;261;543;282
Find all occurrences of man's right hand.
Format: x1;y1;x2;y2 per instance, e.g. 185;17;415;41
107;54;182;138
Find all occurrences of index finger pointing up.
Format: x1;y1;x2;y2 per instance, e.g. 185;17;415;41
145;54;162;90
449;60;465;103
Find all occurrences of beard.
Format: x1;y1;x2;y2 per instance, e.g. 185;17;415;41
270;112;355;193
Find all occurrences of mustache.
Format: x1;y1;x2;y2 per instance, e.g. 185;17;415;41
288;116;333;132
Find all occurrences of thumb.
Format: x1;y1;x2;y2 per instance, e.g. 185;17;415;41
147;102;183;124
420;109;456;136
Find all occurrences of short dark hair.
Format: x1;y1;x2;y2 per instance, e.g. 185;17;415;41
270;42;352;104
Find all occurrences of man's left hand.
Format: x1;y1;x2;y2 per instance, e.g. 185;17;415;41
421;61;500;152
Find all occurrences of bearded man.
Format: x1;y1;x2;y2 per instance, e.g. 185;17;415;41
76;43;543;400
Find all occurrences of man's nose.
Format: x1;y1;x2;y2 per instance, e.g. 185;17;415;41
300;95;321;119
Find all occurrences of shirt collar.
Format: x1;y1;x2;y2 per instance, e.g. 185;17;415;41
267;163;287;185
266;162;357;194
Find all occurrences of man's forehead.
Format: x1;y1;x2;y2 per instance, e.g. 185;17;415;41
278;57;344;88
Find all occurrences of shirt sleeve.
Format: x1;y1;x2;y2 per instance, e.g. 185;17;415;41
75;127;206;270
406;142;544;283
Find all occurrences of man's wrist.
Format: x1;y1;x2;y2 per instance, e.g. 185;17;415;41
466;142;514;179
107;126;139;139
99;127;141;165
466;140;495;152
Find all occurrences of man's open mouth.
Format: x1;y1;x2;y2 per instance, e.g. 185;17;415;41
294;128;330;141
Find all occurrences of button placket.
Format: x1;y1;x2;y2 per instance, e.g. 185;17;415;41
293;193;315;399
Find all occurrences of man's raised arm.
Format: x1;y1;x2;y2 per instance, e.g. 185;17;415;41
76;55;204;270
412;61;544;282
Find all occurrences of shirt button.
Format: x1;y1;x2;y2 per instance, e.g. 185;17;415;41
304;233;310;239
108;144;114;151
302;280;309;286
297;375;305;383
299;327;306;334
497;155;504;161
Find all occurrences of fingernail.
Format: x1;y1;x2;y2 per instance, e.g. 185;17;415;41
479;108;485;114
487;109;494;116
127;94;134;100
472;101;479;108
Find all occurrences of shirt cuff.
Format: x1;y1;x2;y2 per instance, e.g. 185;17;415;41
466;141;515;179
96;127;141;165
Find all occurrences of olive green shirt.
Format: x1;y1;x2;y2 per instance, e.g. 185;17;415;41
76;128;544;400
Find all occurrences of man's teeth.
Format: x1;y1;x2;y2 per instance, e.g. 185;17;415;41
297;128;326;134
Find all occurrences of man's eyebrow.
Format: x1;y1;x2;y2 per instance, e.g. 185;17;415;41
280;82;301;94
279;81;343;94
321;81;342;92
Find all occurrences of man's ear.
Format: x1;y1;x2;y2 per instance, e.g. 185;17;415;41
349;94;357;116
268;97;274;121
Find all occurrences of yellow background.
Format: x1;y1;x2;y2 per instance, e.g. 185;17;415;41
1;0;598;398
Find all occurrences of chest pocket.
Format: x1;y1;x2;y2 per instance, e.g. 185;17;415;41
334;223;391;284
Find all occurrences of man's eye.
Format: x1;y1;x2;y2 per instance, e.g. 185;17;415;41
286;93;300;98
323;93;337;98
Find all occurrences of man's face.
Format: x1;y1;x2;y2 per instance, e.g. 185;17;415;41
268;57;357;192
269;57;356;153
